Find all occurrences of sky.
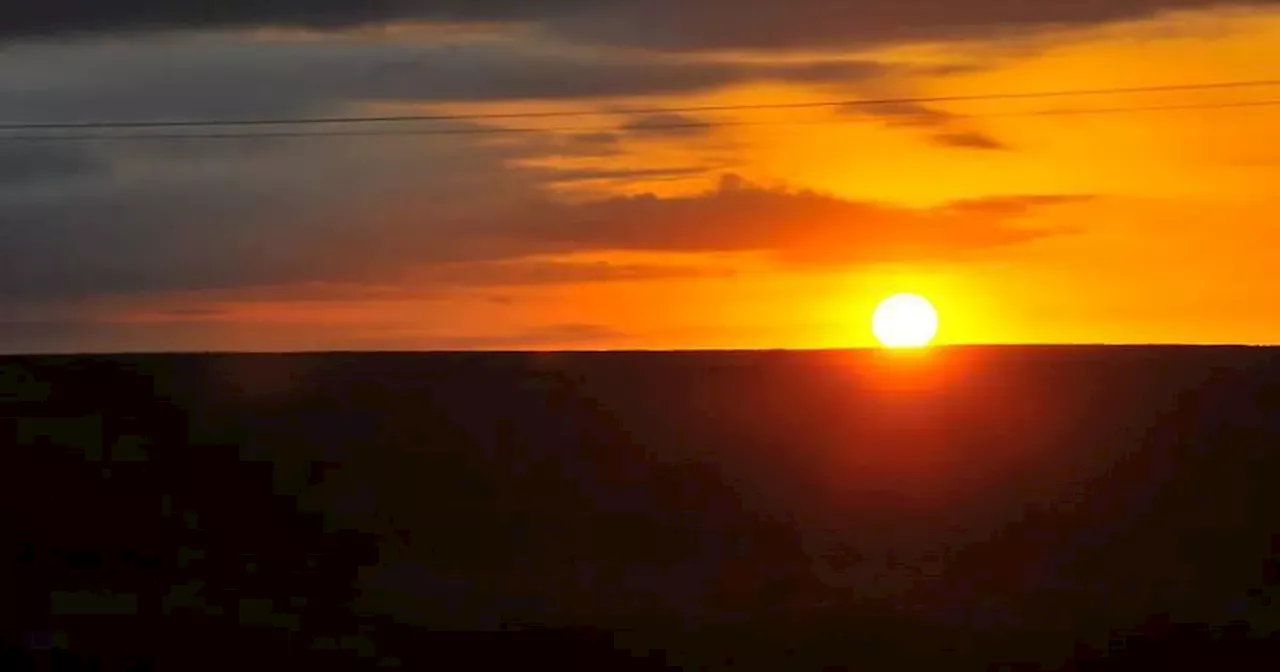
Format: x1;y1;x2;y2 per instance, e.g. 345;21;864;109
2;0;1279;352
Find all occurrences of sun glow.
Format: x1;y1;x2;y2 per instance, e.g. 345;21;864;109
873;293;939;348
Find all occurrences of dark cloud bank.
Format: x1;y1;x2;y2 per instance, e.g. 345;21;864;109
7;0;1272;49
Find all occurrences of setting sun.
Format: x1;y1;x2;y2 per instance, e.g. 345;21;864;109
872;294;939;349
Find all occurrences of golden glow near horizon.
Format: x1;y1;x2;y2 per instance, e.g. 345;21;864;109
873;294;940;349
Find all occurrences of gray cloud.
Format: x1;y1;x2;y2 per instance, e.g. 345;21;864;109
0;121;545;301
0;36;884;127
313;175;1090;274
930;131;1010;151
849;102;1011;151
854;102;958;129
0;145;103;187
389;323;629;351
5;0;1269;50
0;317;228;354
564;132;623;150
477;176;1087;265
352;50;882;103
300;322;632;353
2;1;583;42
485;132;624;163
620;113;714;139
0;28;886;315
0;183;330;299
403;260;734;287
0;316;411;354
550;0;1275;51
0;163;1086;304
533;165;720;186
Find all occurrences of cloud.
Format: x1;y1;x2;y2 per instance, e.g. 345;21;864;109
406;323;629;350
620;113;714;139
0;145;103;187
850;103;1011;151
307;176;1089;272
347;47;881;104
0;185;329;299
854;102;958;129
942;193;1092;215
532;166;721;187
0;165;1085;305
2;1;577;42
0;35;885;127
400;259;734;287
5;0;1270;50
478;175;1086;265
0;314;419;354
564;133;623;151
0;316;227;354
930;131;1010;151
158;307;228;318
0;121;548;302
335;323;631;352
549;0;1277;51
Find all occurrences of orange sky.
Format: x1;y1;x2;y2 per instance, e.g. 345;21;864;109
3;5;1279;352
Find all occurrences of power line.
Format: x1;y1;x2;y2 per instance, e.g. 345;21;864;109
0;78;1278;132
1;98;1276;143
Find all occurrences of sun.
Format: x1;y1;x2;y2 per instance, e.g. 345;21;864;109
872;293;939;349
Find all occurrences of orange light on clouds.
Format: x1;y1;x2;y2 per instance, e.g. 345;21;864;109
89;7;1280;352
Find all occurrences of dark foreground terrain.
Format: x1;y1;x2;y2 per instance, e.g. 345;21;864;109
2;346;1279;670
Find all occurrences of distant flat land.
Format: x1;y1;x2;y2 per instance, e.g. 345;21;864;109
3;347;1279;670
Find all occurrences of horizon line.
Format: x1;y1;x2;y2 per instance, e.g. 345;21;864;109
1;343;1275;358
